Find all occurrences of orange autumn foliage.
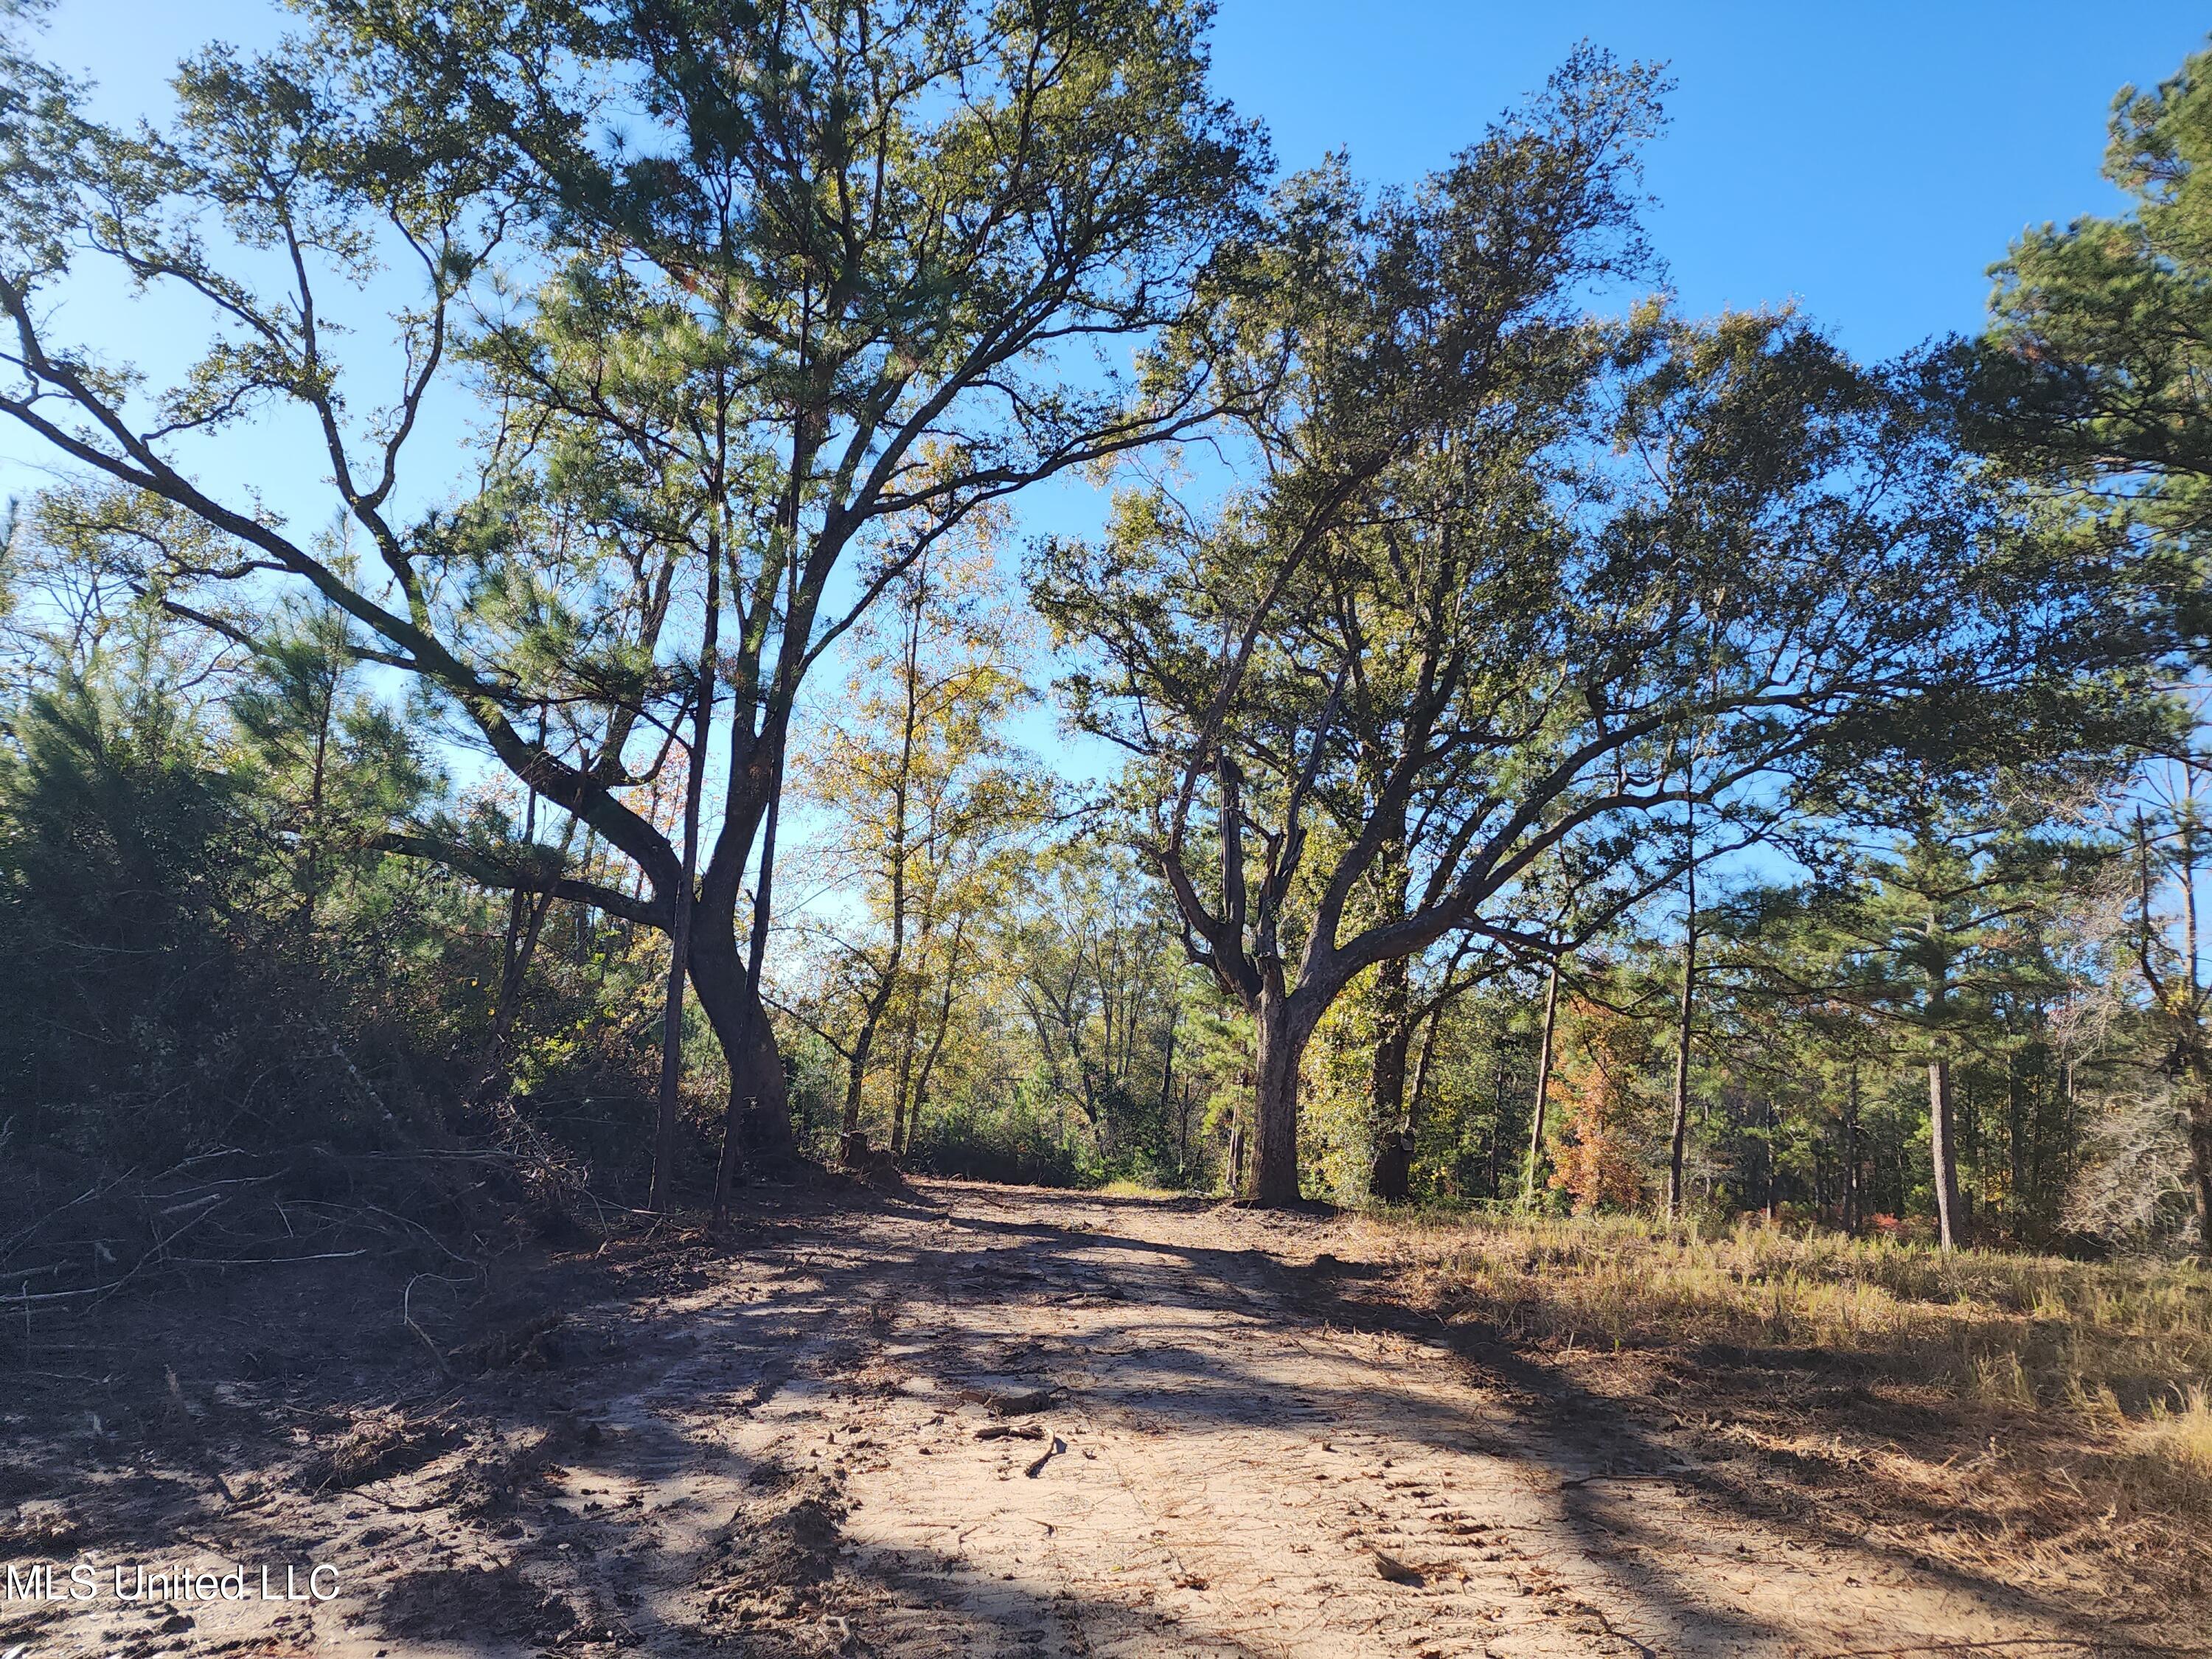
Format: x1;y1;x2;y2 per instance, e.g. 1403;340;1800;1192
1547;998;1650;1214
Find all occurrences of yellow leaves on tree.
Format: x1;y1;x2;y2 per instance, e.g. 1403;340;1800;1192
1548;998;1651;1214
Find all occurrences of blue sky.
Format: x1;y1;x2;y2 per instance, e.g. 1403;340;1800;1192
1208;1;2208;358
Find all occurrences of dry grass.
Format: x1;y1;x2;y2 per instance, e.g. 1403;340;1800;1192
1359;1211;2212;1613
1089;1178;1186;1200
2143;1382;2212;1477
1388;1211;2211;1416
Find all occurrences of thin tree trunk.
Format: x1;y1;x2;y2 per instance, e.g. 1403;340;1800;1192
1486;1047;1506;1198
905;915;969;1161
840;991;893;1155
296;667;335;931
1930;1057;1962;1251
572;827;599;965
1667;854;1697;1222
483;775;539;1087
1843;1063;1862;1237
1523;958;1562;1207
648;824;701;1208
479;797;577;1102
1407;997;1444;1133
1160;1001;1180;1122
1764;1095;1778;1222
2003;1048;2023;1225
2178;794;2212;1256
889;989;921;1162
650;557;720;1213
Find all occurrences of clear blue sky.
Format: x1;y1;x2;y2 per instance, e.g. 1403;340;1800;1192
1204;1;2208;358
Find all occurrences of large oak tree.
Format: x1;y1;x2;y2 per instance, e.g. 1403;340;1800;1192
1037;55;2149;1205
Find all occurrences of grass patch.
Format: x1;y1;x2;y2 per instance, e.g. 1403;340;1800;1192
1089;1178;1189;1200
2143;1382;2212;1477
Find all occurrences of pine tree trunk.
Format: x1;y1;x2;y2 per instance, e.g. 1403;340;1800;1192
1524;959;1561;1206
1667;860;1696;1222
1764;1095;1778;1221
649;880;700;1208
1929;1057;1962;1251
1843;1065;1862;1237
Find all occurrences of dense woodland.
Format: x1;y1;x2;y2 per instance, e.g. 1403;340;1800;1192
7;0;2212;1259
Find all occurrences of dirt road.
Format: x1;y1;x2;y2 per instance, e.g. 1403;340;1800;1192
0;1182;2168;1658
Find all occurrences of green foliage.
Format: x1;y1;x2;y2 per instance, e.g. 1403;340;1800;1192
0;557;677;1193
0;666;248;1155
905;1096;1086;1191
1981;40;2212;566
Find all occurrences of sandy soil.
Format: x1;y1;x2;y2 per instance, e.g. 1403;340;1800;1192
0;1180;2188;1658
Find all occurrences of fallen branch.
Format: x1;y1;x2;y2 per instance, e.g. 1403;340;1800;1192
403;1276;458;1381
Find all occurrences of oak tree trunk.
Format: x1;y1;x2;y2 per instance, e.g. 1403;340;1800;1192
840;989;894;1155
689;910;793;1165
1248;987;1313;1206
1366;954;1413;1203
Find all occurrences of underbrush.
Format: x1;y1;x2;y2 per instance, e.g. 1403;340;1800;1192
0;1135;608;1356
902;1105;1088;1188
900;1103;1203;1193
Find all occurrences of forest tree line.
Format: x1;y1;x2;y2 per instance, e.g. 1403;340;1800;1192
4;1;2212;1255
